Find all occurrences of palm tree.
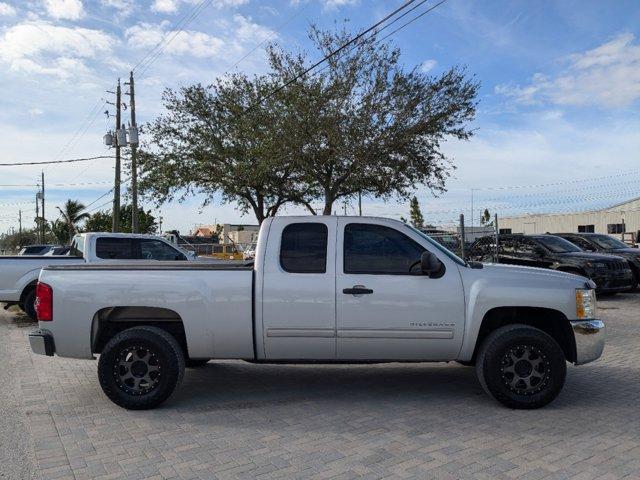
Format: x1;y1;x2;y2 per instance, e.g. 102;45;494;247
56;200;90;243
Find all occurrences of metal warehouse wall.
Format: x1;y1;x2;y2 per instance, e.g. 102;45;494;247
499;207;640;236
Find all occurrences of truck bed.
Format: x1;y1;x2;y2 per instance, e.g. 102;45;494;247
43;261;253;271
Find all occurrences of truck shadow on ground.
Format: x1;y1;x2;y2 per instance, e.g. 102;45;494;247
169;360;622;414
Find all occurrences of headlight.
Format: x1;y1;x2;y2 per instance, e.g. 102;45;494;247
576;288;596;319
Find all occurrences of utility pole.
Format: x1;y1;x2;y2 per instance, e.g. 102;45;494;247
35;192;39;242
41;171;45;242
18;210;22;248
358;191;362;216
126;71;139;233
112;79;122;232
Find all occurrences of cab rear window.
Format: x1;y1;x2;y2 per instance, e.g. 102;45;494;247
280;223;328;273
96;238;134;259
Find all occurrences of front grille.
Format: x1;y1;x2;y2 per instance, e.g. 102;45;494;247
607;260;627;271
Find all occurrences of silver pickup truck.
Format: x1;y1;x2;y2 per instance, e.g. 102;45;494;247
29;216;605;410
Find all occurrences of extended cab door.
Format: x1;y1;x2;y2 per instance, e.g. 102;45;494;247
335;218;465;360
261;217;337;359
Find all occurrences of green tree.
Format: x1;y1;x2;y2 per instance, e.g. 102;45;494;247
409;196;425;229
139;25;478;222
0;228;40;253
50;219;70;244
138;74;313;224
267;26;479;215
481;208;494;227
84;205;157;234
55;199;90;243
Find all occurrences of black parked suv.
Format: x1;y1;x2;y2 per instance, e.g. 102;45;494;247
469;234;634;293
554;232;640;288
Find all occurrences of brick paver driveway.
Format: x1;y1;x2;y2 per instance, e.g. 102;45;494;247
2;294;639;480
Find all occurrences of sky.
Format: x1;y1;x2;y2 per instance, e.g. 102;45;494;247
0;0;639;234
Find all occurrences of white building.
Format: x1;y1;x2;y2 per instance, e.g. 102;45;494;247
498;197;640;242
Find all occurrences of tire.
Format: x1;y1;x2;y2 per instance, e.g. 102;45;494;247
22;289;37;321
476;324;566;409
630;268;639;291
98;326;185;410
185;358;210;368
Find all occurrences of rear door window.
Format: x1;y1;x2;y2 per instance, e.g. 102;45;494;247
95;238;134;259
280;223;328;273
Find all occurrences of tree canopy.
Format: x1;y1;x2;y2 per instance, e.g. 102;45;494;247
84;205;157;234
139;25;479;223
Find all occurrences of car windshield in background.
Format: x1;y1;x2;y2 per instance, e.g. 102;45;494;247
408;225;467;267
535;236;582;253
589;235;628;250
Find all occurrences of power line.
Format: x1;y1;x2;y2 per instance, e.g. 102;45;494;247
134;0;214;78
0;156;114;167
310;0;445;80
243;0;422;114
0;180;113;188
377;0;449;43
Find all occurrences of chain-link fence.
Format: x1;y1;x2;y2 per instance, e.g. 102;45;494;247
425;214;501;264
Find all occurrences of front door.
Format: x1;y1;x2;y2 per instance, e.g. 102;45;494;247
335;219;465;360
261;217;337;359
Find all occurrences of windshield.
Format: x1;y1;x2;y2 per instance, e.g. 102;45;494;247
589;235;628;250
535;235;582;253
407;225;467;266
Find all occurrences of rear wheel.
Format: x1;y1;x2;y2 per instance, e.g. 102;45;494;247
98;326;185;410
476;324;566;409
22;289;37;321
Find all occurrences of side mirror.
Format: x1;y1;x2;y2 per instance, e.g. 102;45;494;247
421;251;444;278
534;246;546;257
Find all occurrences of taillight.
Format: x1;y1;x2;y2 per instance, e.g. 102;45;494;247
35;282;53;322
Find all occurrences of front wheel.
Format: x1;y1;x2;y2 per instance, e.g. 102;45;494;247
98;326;185;410
476;324;566;409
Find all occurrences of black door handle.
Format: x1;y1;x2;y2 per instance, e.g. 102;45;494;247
343;287;374;295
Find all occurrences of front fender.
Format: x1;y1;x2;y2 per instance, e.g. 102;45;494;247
458;265;586;360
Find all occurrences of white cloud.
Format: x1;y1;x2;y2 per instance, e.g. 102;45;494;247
0;2;16;16
43;0;85;20
151;0;247;14
126;23;225;58
322;0;358;9
101;0;134;16
151;0;177;13
0;21;113;78
125;15;274;60
290;0;359;10
497;33;640;108
420;59;437;73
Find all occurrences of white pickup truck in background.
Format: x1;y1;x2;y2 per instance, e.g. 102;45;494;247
1;232;195;319
29;216;605;410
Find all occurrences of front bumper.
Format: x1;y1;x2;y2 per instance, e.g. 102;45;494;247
570;319;605;365
28;330;55;356
590;270;634;292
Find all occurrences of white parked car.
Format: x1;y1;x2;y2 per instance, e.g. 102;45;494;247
29;216;605;410
1;232;195;319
